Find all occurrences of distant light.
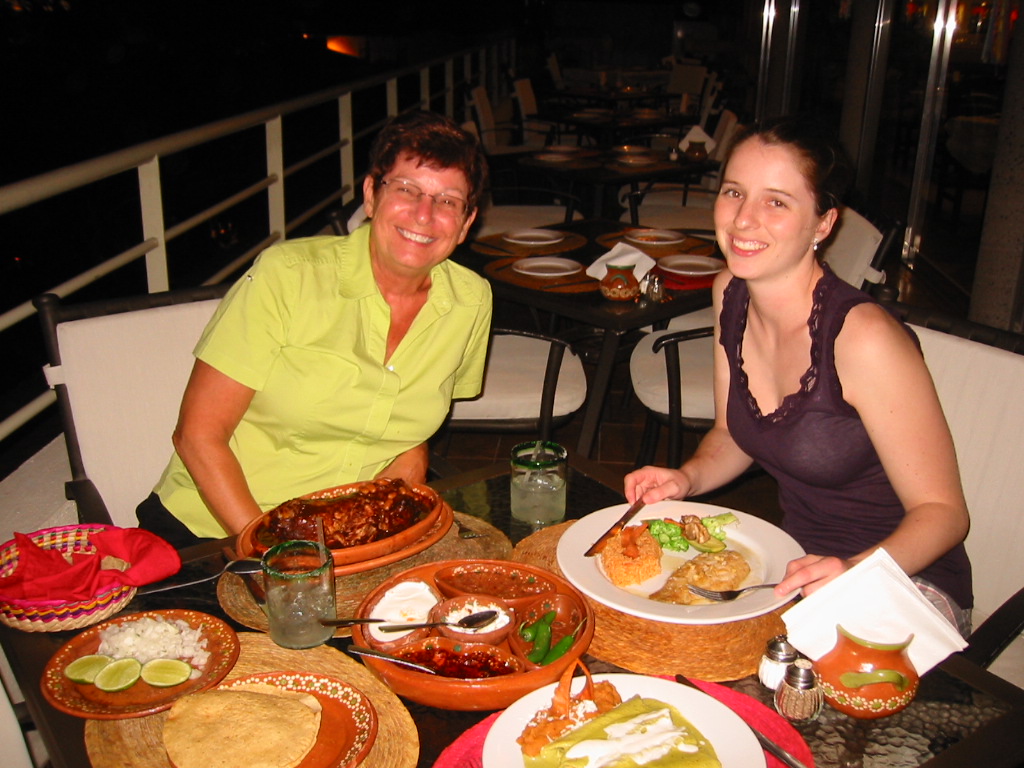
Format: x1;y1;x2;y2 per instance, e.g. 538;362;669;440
326;36;366;58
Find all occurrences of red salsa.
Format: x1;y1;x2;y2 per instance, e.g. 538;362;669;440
446;566;553;600
397;643;519;679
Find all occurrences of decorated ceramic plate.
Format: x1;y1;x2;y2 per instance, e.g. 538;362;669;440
623;229;686;246
657;254;725;277
503;229;566;246
41;609;240;719
557;501;805;624
511;257;583;277
482;673;764;768
221;672;378;768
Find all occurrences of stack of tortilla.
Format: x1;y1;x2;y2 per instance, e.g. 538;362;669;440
163;683;322;768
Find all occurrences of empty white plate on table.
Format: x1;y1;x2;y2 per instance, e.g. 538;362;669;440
616;154;658;165
503;229;566;246
624;229;686;246
657;254;725;277
535;152;574;163
511;257;582;277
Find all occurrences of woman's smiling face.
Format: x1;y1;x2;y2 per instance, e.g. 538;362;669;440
363;152;477;281
714;137;836;281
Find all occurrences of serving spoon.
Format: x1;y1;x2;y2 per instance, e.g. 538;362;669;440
376;609;499;633
347;645;437;675
137;558;263;595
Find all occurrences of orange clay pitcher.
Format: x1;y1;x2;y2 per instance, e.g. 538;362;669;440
815;624;919;719
599;264;640;301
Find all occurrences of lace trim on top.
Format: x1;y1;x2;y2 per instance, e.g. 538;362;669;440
730;271;834;425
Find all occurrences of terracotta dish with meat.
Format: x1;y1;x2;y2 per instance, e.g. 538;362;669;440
254;478;436;551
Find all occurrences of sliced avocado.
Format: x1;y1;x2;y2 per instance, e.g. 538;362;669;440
687;536;726;553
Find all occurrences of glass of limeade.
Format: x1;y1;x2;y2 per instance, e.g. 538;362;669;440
510;441;568;527
261;540;336;649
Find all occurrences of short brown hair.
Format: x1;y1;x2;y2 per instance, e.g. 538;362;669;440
367;110;489;212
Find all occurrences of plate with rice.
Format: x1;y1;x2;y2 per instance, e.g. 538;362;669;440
557;501;804;625
41;609;239;718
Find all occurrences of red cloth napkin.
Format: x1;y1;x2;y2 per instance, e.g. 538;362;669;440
431;677;815;768
0;527;181;602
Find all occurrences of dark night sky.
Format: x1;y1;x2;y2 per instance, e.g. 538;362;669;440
1;0;527;185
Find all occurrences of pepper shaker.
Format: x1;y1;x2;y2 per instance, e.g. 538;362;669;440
758;634;798;690
774;658;823;724
645;273;664;303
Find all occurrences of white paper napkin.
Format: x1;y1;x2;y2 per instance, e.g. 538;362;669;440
585;243;657;281
679;125;716;154
782;548;967;675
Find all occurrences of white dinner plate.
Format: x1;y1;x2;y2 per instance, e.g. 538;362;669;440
623;229;686;246
657;254;725;277
615;154;657;165
557;501;805;624
511;257;583;277
534;152;573;163
503;229;566;246
481;673;765;768
613;144;652;155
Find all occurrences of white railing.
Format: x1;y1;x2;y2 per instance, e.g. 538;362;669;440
0;35;516;446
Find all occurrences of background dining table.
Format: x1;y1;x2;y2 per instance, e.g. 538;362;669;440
2;455;1023;768
458;218;718;458
518;144;715;217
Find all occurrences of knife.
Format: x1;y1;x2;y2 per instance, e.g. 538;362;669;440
584;499;645;557
674;674;811;768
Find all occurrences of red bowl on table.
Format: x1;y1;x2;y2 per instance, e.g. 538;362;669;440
351;559;594;711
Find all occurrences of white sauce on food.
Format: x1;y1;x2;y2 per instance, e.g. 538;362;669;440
367;580;438;641
564;707;698;767
442;599;510;633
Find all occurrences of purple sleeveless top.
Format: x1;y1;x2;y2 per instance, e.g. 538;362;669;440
721;266;972;608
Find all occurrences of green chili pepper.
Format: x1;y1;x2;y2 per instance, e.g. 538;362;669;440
540;633;575;665
527;620;552;663
519;622;538;642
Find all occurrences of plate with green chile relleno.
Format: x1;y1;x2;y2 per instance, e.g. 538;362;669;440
558;502;804;625
349;559;594;710
483;672;764;768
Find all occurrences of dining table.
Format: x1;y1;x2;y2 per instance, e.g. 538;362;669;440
4;454;1023;768
520;136;712;214
457;217;718;458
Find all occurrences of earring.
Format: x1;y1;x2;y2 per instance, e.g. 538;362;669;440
812;239;819;252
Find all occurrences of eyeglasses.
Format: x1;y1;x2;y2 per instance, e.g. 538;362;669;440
379;179;469;218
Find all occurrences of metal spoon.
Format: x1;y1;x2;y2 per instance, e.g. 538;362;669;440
347;645;437;675
376;609;499;633
137;558;263;595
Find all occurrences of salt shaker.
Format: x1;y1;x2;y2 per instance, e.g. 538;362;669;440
645;273;664;303
774;658;823;724
758;635;798;690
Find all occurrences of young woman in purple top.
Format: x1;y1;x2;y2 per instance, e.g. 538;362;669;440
624;118;972;632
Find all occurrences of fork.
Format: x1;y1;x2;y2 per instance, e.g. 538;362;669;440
687;583;779;601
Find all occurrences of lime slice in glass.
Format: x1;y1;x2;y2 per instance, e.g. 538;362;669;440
64;654;114;684
140;658;192;687
93;658;142;692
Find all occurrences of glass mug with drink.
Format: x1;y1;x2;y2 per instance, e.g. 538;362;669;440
261;540;336;649
510;441;568;526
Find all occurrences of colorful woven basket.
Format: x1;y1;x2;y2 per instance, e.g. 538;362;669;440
0;524;136;632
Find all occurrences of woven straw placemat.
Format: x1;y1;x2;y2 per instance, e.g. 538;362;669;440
511;521;788;682
218;512;512;636
483;258;599;293
595;230;718;257
85;632;418;768
470;231;588;258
